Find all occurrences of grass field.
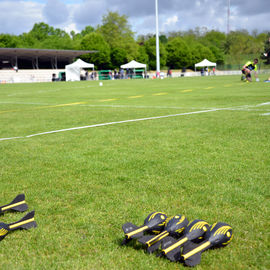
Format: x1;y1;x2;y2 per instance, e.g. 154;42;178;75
0;75;270;270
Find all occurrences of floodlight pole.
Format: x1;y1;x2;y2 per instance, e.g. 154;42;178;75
155;0;160;77
227;0;230;34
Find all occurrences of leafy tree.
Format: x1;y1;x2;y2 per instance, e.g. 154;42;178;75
224;30;263;64
166;37;191;68
97;11;139;61
40;35;73;50
17;33;36;48
201;30;226;49
145;37;167;70
136;45;149;68
81;26;95;37
209;46;224;65
0;34;18;48
28;22;55;42
80;32;111;69
110;47;127;69
70;26;96;50
191;43;215;63
159;34;168;45
18;23;74;49
262;34;270;64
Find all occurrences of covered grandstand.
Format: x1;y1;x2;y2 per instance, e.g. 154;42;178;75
0;48;96;69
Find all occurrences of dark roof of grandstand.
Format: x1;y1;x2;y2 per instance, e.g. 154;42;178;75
0;48;96;60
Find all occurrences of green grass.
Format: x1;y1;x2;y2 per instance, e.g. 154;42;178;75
0;75;270;269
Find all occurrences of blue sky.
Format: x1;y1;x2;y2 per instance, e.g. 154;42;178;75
0;0;269;36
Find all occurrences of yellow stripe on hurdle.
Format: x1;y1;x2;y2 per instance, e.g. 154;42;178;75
1;200;26;211
146;231;169;246
163;237;188;254
182;241;211;260
126;226;148;239
9;218;35;229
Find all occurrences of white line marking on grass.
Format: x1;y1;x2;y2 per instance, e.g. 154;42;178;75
0;136;23;141
80;104;216;110
261;113;270;116
1;102;270;142
257;102;270;106
0;102;51;105
0;109;220;141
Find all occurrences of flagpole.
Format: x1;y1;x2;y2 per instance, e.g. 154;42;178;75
155;0;160;77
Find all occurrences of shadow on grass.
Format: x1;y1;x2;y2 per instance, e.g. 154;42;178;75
116;237;156;253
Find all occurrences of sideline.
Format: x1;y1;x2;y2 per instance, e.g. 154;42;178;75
1;102;269;142
0;108;220;141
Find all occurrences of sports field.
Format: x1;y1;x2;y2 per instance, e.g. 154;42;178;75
0;75;270;269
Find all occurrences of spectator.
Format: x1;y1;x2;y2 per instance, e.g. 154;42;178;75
120;68;124;79
167;68;172;77
52;73;56;82
201;68;204;76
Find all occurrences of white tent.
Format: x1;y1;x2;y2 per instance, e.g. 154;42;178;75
195;59;216;71
120;60;147;69
120;60;147;78
65;59;94;81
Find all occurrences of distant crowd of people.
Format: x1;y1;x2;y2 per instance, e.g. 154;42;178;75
200;67;216;76
81;70;98;80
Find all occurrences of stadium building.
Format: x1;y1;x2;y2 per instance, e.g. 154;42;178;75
0;48;95;83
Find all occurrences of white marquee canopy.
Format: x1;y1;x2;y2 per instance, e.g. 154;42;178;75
195;59;216;71
65;59;94;81
120;60;146;69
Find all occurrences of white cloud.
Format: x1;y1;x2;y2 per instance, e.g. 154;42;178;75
43;0;70;25
0;0;269;36
164;15;179;27
0;1;44;34
161;15;179;32
64;23;79;35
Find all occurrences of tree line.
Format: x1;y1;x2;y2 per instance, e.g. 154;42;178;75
0;11;269;70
